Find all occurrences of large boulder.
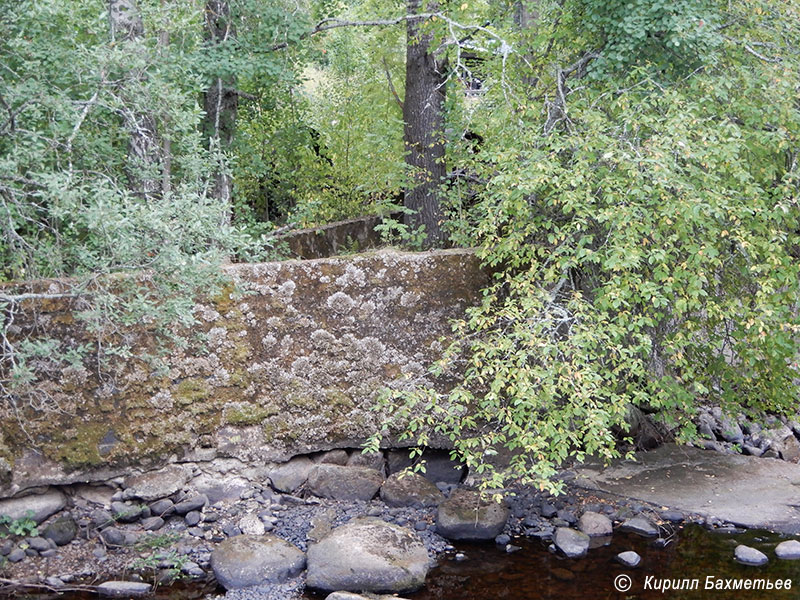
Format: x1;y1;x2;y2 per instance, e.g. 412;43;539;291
123;465;190;502
380;472;444;508
436;488;509;540
347;451;386;473
387;449;465;484
307;465;384;501
268;457;315;493
307;518;429;593
211;534;306;590
0;488;66;524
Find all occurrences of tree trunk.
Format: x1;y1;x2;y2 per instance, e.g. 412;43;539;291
403;0;447;248
108;0;162;198
203;0;238;219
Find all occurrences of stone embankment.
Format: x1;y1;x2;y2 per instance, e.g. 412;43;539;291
5;442;800;598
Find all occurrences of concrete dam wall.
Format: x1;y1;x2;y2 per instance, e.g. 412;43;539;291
0;249;486;498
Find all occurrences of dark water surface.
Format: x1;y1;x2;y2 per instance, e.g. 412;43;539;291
6;525;800;600
389;525;800;600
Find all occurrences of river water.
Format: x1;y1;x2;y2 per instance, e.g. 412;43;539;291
6;525;800;599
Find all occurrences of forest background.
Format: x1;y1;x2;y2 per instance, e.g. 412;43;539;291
1;0;799;491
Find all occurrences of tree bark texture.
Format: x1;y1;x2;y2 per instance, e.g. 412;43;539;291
108;0;163;198
403;0;447;247
203;0;238;214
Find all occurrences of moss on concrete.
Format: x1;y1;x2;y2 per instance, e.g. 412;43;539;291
1;250;487;495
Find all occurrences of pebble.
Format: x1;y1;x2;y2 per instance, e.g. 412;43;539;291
735;545;769;566
540;503;557;518
619;516;659;537
775;540;800;560
28;537;51;552
616;550;641;568
184;511;202;526
660;510;684;523
7;548;25;562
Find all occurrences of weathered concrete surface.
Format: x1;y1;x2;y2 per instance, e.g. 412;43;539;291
574;444;800;533
277;215;388;259
0;249;487;497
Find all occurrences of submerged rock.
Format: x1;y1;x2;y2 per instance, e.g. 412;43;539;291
734;545;769;566
307;517;428;593
616;550;641;568
211;534;305;590
577;511;613;537
436;488;509;540
619;516;658;537
553;527;590;558
97;581;151;598
775;540;800;560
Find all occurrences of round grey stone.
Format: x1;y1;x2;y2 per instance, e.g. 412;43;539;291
27;536;51;552
553;527;590;558
775;540;800;560
149;499;174;516
436;488;509;540
578;511;613;537
7;548;25;563
307;517;428;593
735;545;768;566
184;511;202;526
616;550;641;568
141;516;165;531
268;457;315;493
43;516;78;546
123;465;190;502
211;534;305;590
173;494;208;515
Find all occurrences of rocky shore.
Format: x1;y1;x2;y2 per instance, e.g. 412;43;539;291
3;438;800;599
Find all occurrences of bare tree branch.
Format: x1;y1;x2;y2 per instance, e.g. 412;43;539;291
269;13;439;51
0;292;76;303
382;57;404;110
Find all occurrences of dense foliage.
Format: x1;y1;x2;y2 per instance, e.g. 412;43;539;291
1;0;798;490
370;0;800;491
